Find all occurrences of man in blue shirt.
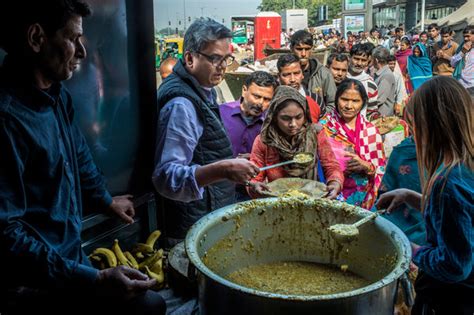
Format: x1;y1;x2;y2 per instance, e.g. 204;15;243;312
154;18;259;247
0;1;165;314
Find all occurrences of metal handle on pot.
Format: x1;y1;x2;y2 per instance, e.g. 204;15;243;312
399;272;415;307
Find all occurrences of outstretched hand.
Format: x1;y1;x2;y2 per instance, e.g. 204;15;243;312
376;189;408;213
248;182;271;196
110;195;135;224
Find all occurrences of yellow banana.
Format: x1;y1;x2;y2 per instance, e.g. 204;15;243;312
138;249;163;270
145;230;162;249
89;254;102;262
150;257;163;274
144;266;165;290
135;251;145;260
90;247;117;267
132;243;155;255
124;251;139;269
112;239;132;267
89;254;106;270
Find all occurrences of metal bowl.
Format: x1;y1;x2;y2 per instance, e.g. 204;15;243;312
263;178;327;198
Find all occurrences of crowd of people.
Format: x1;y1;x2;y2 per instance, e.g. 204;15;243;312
0;0;472;314
155;19;473;314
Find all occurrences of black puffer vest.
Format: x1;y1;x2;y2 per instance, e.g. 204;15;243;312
156;60;235;240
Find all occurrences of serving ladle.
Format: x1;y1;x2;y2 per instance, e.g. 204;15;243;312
328;210;386;243
259;152;314;172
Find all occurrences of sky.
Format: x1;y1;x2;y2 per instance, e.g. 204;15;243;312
153;0;262;31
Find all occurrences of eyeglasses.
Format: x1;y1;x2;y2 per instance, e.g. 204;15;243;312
195;51;235;67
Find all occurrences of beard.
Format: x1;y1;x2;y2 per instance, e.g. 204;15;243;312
350;65;364;74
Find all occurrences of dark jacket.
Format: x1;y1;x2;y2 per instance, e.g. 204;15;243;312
0;59;110;290
156;60;235;241
303;58;337;115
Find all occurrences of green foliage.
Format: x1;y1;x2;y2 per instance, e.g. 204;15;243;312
257;0;341;26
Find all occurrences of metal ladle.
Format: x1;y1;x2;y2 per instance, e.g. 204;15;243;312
328;210;386;243
259;152;314;172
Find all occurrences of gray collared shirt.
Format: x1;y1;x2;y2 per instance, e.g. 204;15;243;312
374;65;396;117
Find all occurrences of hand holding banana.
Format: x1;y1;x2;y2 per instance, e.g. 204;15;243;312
89;230;166;290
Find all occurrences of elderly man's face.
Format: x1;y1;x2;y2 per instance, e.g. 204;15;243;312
36;15;86;86
350;53;370;74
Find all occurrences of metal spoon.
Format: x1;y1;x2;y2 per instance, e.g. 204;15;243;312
328;210;386;243
259;152;314;172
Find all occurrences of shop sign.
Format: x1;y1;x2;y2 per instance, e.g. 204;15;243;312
345;0;365;11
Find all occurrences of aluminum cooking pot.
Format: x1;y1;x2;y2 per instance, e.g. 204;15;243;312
185;197;411;315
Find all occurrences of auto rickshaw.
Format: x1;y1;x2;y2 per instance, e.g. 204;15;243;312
155;38;164;68
155;37;184;69
162;37;183;62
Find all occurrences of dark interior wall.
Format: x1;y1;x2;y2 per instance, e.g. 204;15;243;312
61;0;157;201
0;0;158;210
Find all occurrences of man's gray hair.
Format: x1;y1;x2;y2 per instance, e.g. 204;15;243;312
184;18;232;53
372;46;390;65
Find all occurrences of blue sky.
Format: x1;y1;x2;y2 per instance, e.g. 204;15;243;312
153;0;262;30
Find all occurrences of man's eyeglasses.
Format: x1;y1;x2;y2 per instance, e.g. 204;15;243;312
195;51;235;67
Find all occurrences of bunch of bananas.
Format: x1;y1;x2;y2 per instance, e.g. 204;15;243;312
88;230;165;290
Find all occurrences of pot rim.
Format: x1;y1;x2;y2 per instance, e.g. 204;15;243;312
185;198;412;301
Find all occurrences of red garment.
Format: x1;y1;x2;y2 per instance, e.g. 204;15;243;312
395;48;414;94
248;131;344;198
306;96;321;123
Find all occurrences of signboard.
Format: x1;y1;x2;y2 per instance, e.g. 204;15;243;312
345;0;365;11
344;15;365;36
232;21;247;44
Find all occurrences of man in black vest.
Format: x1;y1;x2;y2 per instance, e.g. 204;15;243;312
154;18;259;247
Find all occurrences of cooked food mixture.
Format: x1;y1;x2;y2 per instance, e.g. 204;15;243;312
281;189;309;198
328;224;359;237
294;153;313;164
227;261;370;295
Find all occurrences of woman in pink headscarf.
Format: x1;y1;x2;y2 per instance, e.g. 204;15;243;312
395;37;413;95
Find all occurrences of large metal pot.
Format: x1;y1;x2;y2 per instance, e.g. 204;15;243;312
185;198;411;315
